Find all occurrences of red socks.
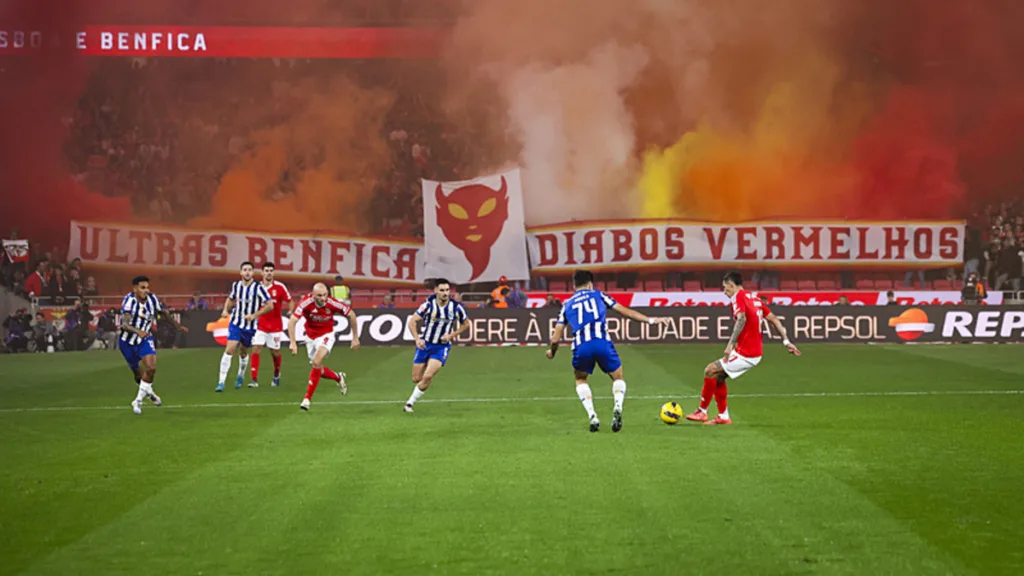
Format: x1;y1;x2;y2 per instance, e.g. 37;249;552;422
321;366;341;382
272;354;282;377
304;368;322;400
250;353;261;382
715;381;728;414
699;377;717;410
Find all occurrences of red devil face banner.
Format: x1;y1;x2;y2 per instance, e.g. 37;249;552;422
423;168;530;283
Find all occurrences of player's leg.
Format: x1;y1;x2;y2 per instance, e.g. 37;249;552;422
598;343;626;432
237;333;252;388
314;336;346;395
571;343;600;431
217;333;240;391
250;337;263;385
121;341;145;413
405;345;443;412
270;345;283;387
686;360;725;422
130;342;159;414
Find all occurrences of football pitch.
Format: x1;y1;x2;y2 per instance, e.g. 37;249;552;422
1;344;1022;575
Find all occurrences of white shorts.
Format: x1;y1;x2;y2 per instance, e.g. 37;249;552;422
720;353;761;379
305;333;336;362
253;330;284;350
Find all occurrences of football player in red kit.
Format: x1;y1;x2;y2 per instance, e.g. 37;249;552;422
686;271;800;425
288;282;361;411
250;262;293;388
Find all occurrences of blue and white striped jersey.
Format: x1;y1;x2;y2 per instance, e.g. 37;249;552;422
415;296;468;345
120;293;163;345
228;280;271;331
557;290;619;349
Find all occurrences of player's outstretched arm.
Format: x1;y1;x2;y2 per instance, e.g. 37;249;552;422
611;303;671;326
407;313;425;349
287;315;299;355
348;310;361;351
546;323;566;359
765;312;801;356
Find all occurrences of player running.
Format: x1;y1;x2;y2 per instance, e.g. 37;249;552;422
216;261;273;392
403;278;471;413
547;269;671;432
685;271;801;425
119;275;188;415
250;262;293;388
289;282;361;410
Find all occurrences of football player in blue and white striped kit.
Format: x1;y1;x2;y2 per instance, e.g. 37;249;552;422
216;261;274;392
120;275;188;415
403;278;471;413
547;269;670;432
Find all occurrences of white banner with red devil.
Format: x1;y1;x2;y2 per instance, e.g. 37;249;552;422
422;168;530;283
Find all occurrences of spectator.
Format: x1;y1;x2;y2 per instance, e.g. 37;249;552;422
24;259;48;300
838;295;850;306
983;240;1000;287
331;275;351;305
10;270;27;298
545;294;562;308
31;312;61;352
64;299;96;351
48;267;69;305
65;267;83;299
885;291;898;306
964;226;983;279
3;309;31;353
96;308;119;349
83;276;100;297
506;283;527;308
490;276;509;309
186;292;209;311
378;294;396;309
995;237;1023;291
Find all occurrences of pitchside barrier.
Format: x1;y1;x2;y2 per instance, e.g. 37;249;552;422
177;306;1024;348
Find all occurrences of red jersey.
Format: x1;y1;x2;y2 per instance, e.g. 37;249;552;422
730;289;767;358
293;295;351;340
257;281;293;333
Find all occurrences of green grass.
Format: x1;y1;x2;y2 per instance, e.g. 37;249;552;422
1;344;1023;575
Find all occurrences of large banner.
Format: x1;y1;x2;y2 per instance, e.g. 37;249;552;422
423;169;530;283
526;221;965;273
67;221;424;285
524;290;1006;308
0;26;445;58
179;306;1024;348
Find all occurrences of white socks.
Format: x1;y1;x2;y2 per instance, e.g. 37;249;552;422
135;381;153;402
237;355;250;379
719;408;730;420
612;379;626;411
219;352;233;383
576;384;596;420
407;385;426;406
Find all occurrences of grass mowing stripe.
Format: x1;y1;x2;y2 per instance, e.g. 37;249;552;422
1;389;1021;413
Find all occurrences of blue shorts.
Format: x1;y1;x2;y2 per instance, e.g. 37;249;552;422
413;343;451;366
228;324;255;347
572;339;622;375
120;338;156;372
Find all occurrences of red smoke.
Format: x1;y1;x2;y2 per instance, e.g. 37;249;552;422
0;1;129;245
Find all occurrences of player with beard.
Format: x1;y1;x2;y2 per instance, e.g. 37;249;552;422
289;282;361;411
403;278;471;413
685;272;801;425
250;262;293;388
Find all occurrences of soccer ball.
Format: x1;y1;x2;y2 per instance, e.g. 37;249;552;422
660;401;684;425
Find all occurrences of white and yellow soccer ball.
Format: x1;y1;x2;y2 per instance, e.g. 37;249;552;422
660;401;684;425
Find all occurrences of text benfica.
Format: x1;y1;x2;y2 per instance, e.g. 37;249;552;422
0;30;207;52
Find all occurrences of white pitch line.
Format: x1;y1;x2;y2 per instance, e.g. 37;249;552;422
0;389;1022;414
